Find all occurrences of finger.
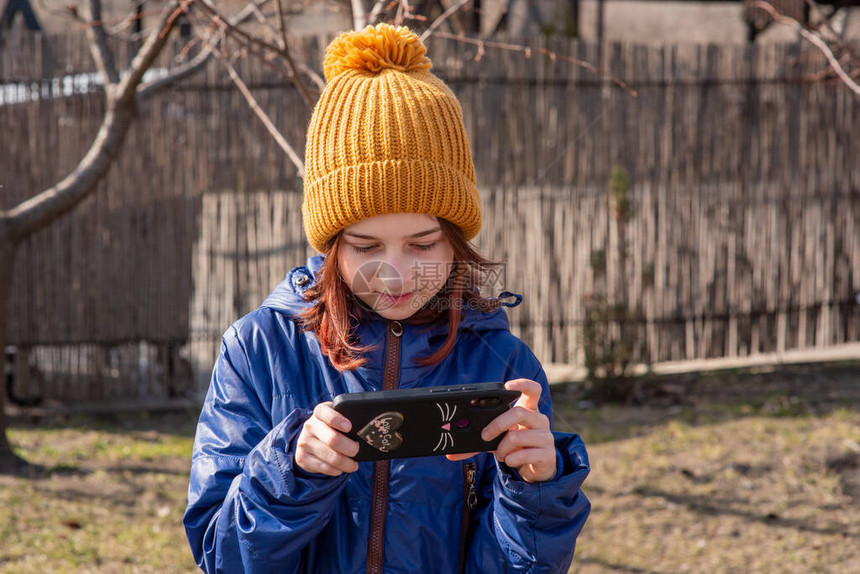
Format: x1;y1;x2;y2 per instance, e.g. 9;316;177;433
298;414;360;471
446;452;478;462
481;406;549;442
314;402;353;433
499;446;556;472
304;416;360;458
323;450;360;474
294;450;333;475
504;378;542;411
299;435;360;474
493;428;554;460
296;450;354;476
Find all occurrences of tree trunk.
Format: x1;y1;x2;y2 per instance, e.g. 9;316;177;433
0;0;213;474
0;67;142;476
0;100;138;473
7;98;137;239
0;238;31;474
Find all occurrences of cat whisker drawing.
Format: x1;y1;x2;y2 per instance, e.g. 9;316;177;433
433;431;454;452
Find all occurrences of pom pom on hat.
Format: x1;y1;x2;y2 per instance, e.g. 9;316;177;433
323;23;432;82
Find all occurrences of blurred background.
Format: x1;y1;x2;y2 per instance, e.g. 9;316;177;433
0;0;858;572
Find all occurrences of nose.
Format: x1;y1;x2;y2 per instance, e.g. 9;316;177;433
371;256;406;294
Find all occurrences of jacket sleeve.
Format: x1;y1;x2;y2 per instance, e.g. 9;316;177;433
465;364;591;573
183;325;348;573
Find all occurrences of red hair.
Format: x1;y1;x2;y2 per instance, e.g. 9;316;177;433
298;218;503;372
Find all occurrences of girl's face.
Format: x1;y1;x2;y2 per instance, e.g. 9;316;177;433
337;213;455;321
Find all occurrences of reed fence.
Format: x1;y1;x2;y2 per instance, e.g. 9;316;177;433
1;29;857;402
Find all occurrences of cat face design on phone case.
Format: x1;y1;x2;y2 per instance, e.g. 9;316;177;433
434;402;459;452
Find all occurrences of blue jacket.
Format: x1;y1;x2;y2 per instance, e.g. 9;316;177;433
184;254;590;573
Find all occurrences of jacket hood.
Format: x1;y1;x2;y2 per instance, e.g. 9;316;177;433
261;254;518;333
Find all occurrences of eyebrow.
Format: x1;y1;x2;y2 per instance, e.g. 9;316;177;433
343;227;442;240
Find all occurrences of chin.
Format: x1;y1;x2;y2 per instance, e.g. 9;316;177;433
356;292;435;321
375;307;419;321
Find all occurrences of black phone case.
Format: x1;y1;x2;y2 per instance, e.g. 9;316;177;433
332;382;521;461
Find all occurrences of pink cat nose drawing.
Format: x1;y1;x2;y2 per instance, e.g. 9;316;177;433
442;423;451;431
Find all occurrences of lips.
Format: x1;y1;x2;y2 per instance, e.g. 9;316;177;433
378;291;414;305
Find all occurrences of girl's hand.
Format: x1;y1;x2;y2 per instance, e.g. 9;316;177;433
480;378;557;483
295;402;360;476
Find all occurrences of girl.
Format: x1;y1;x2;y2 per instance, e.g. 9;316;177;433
184;23;590;573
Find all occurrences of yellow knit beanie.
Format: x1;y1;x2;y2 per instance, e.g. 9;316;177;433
302;23;481;253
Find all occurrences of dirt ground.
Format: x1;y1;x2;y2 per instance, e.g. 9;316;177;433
552;361;860;573
0;360;858;573
0;410;200;573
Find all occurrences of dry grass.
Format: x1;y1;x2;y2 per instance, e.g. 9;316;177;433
1;362;858;573
555;362;860;573
0;411;199;573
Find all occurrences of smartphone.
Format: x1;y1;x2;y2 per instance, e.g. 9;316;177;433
332;382;521;461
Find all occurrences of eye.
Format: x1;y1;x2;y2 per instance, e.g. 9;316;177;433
413;242;437;251
351;244;377;254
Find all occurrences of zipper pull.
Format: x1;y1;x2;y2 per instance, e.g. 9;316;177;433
390;320;403;337
465;464;478;511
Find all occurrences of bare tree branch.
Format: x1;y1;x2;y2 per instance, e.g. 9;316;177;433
352;0;369;29
395;0;408;25
86;0;120;84
247;0;316;106
420;0;470;42
137;0;273;100
249;2;281;42
195;0;314;106
105;5;144;37
273;0;291;51
6;102;132;241
235;2;326;90
137;37;213;99
297;61;326;91
266;0;325;91
33;0;84;24
367;0;388;25
5;0;183;241
215;50;305;177
272;41;315;106
114;0;186;102
751;1;859;96
432;31;638;97
196;0;315;106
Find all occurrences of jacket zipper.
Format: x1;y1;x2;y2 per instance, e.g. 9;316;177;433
367;319;402;574
459;462;478;574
